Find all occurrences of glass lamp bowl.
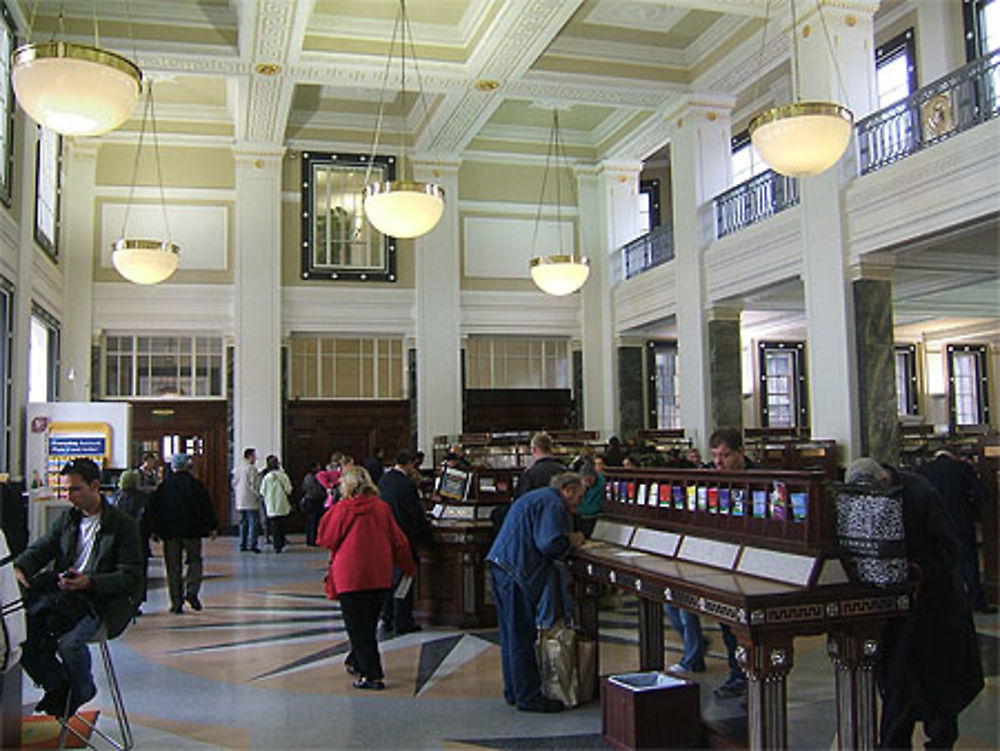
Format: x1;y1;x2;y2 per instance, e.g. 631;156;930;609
529;255;591;296
749;101;854;178
12;42;141;137
364;181;445;238
112;238;179;285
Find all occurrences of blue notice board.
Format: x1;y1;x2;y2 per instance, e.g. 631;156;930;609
48;436;108;456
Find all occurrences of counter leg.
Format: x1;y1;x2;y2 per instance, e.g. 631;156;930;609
827;627;881;750
638;597;664;671
575;579;601;686
738;633;793;751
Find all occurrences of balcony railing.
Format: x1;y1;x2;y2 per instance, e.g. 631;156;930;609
621;223;674;280
713;170;800;239
857;49;1000;175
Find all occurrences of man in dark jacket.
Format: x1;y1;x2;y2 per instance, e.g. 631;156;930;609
148;453;218;614
918;449;994;613
377;449;428;635
847;458;984;749
14;458;143;716
513;431;566;499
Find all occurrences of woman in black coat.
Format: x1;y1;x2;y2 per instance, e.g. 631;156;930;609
300;462;327;547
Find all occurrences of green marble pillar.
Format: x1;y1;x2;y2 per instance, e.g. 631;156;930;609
853;279;899;465
618;346;644;439
708;318;742;431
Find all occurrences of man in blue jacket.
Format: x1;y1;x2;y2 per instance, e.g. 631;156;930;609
487;473;585;712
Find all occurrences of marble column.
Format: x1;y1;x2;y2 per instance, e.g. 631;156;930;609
853;276;899;464
708;311;743;432
413;159;462;453
617;345;644;439
232;147;284;463
667;95;734;449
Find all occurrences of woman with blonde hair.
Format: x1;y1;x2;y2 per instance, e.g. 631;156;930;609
317;466;414;690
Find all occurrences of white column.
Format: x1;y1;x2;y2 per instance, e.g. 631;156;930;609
232;148;283;463
576;160;642;436
413;159;462;454
796;2;877;458
915;1;963;84
59;141;99;401
667;95;734;450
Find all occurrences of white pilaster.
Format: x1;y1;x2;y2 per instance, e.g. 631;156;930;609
915;1;963;84
232;147;283;463
60;141;99;401
668;95;734;450
414;159;462;454
796;2;877;458
577;160;642;436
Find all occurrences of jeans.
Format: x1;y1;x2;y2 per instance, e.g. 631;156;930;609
22;609;102;706
238;509;261;550
163;537;204;608
490;564;544;708
536;566;574;629
664;605;705;670
340;589;390;681
719;623;746;683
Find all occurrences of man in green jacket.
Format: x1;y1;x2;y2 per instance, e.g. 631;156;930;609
15;458;143;716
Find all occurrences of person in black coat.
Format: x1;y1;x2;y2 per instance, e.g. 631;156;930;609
377;449;429;635
918;449;994;613
846;458;984;750
300;461;327;547
513;431;566;499
365;446;386;486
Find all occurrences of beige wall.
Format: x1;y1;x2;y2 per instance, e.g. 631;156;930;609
96;145;235;189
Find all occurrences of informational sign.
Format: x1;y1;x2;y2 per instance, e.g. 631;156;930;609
48;436;108;456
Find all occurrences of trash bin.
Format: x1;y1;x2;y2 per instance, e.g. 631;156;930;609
601;671;701;750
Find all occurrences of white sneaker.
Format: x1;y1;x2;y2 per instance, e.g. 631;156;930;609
666;662;688;674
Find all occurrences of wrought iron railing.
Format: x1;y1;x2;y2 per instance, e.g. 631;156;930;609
620;223;674;280
857;49;1000;175
713;170;800;239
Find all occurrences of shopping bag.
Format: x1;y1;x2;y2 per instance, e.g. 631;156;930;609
537;621;580;707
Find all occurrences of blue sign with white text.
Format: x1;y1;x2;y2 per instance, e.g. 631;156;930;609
49;436;107;456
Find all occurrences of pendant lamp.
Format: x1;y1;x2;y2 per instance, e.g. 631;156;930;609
363;0;444;239
112;82;179;285
12;3;141;137
748;0;853;178
528;111;590;297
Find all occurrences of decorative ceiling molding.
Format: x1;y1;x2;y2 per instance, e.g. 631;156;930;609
544;37;689;68
306;0;493;47
585;1;689;33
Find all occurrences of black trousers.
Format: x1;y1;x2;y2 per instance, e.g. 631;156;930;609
379;562;417;632
340;589;389;681
266;516;286;552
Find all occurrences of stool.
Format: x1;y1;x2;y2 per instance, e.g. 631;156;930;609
57;634;133;751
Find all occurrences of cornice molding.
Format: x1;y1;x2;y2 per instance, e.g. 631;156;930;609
282;286;417;337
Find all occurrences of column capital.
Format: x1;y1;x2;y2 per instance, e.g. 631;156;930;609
231;145;286;170
664;93;736;135
597;159;644;180
849;252;894;282
796;0;878;22
708;305;743;322
411;156;462;181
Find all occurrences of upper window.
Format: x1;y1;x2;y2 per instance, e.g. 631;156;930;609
638;179;660;235
0;6;15;207
300;151;396;282
28;305;59;403
34;127;61;261
103;335;225;399
466;337;570;390
646;342;680;429
731;131;767;186
895;345;919;416
875;29;917;109
964;0;1000;60
289;335;404;399
0;278;12;469
758;341;808;428
947;344;990;426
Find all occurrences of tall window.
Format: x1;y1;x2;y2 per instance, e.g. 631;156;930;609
103;335;225;398
34;126;61;261
759;341;807;428
895;345;919;416
0;5;15;207
647;342;680;429
289;335;404;399
466;337;570;390
947;344;990;426
731;130;767;186
28;305;59;402
964;0;1000;60
638;179;660;235
876;29;917;109
0;279;12;469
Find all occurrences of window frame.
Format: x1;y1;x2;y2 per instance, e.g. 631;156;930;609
101;334;227;400
964;0;999;61
894;344;919;416
34;126;61;262
646;341;680;430
0;5;15;208
638;179;660;234
0;277;12;469
288;334;406;400
730;129;768;186
300;150;397;283
29;303;59;402
465;336;570;391
875;28;918;108
947;343;991;427
758;340;808;429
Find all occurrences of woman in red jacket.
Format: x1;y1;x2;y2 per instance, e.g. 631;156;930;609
317;466;415;690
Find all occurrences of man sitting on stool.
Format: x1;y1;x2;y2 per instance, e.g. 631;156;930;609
15;458;143;716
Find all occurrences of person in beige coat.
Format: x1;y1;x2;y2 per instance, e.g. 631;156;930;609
232;447;262;553
261;455;292;553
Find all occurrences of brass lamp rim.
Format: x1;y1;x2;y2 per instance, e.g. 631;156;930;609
530;255;590;268
749;101;853;135
364;181;445;200
113;237;180;255
13;41;142;85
